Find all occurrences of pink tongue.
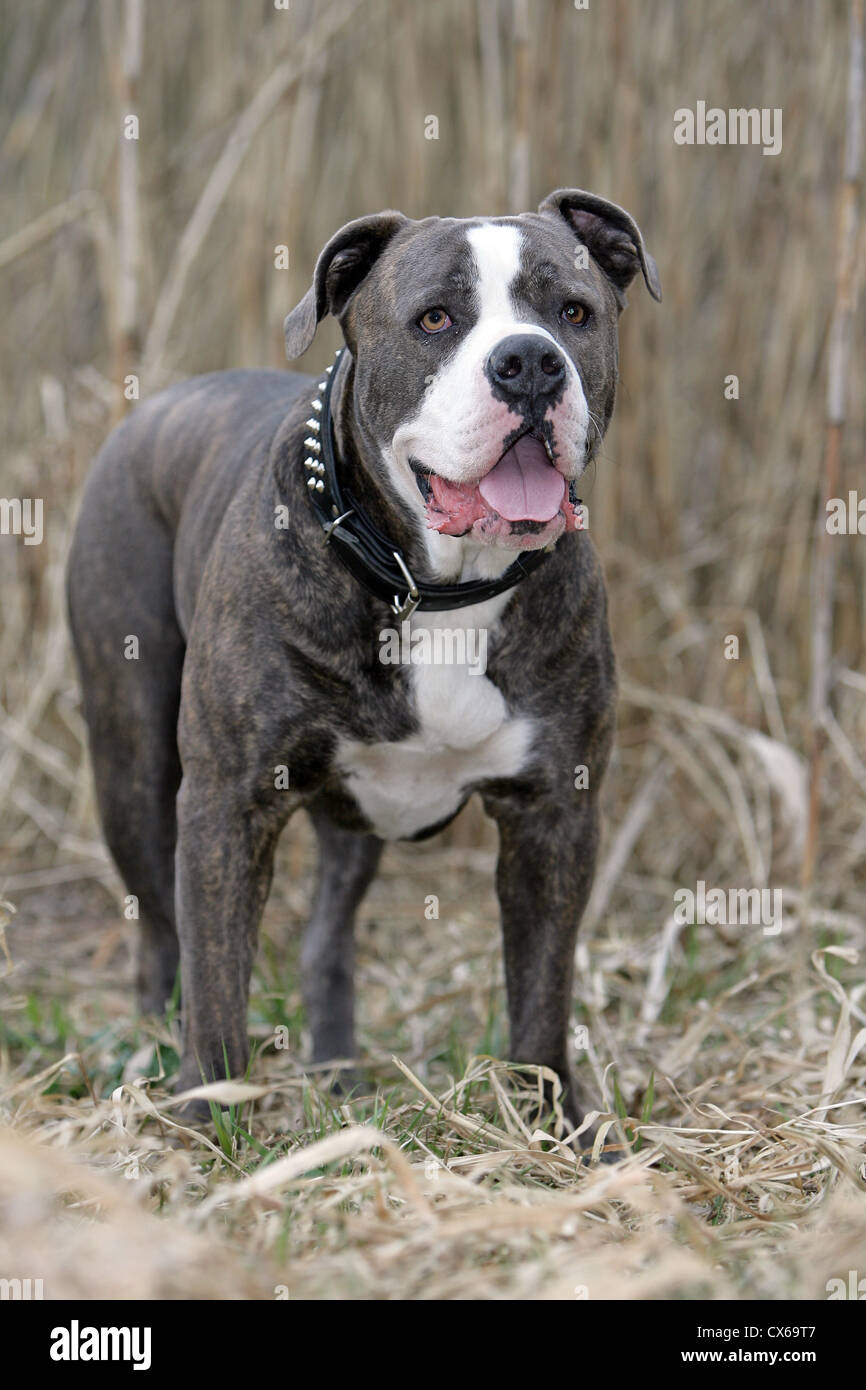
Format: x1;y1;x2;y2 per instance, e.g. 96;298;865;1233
478;435;565;522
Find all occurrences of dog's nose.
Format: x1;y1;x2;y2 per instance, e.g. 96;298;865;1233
486;334;566;401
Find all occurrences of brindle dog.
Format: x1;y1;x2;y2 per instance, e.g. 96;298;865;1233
67;189;660;1135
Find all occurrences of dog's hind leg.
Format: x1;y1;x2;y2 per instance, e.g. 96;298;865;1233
67;462;185;1017
301;808;383;1073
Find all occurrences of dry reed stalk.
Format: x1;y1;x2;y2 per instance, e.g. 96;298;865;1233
477;0;506;211
141;0;364;380
803;0;864;891
508;0;530;211
0;189;102;270
115;0;143;404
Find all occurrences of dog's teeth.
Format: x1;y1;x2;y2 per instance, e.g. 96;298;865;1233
544;439;554;461
305;418;320;432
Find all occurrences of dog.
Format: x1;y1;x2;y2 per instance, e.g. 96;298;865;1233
66;188;661;1135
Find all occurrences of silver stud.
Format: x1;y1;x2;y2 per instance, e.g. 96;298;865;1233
325;364;333;374
305;418;320;432
304;437;321;452
314;480;324;491
307;477;317;489
318;381;327;391
311;398;323;412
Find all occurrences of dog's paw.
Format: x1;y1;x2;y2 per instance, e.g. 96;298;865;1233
561;1077;623;1164
172;1093;219;1129
319;1063;375;1105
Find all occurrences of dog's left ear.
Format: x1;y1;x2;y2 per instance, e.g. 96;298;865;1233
284;211;410;359
538;188;662;305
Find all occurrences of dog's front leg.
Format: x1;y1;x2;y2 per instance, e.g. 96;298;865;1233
486;793;602;1136
303;808;383;1071
174;773;293;1098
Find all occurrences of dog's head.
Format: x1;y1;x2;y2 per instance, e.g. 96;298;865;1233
285;190;661;563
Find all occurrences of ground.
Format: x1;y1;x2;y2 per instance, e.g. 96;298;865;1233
2;785;865;1301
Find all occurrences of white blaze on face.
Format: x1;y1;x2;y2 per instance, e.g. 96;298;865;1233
389;222;590;499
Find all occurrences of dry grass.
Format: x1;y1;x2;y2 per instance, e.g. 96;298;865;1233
1;0;865;1299
2;807;865;1300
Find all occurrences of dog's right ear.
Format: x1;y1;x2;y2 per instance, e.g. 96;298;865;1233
284;211;410;359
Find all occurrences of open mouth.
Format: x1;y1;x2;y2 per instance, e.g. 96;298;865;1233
412;433;582;544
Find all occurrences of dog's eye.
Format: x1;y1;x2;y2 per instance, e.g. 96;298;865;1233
561;302;589;326
418;307;452;334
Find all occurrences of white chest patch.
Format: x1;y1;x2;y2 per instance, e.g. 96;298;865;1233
336;594;533;840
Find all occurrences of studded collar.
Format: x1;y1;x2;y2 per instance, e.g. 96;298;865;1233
302;349;555;620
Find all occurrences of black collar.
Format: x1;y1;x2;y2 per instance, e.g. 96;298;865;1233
302;349;556;620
